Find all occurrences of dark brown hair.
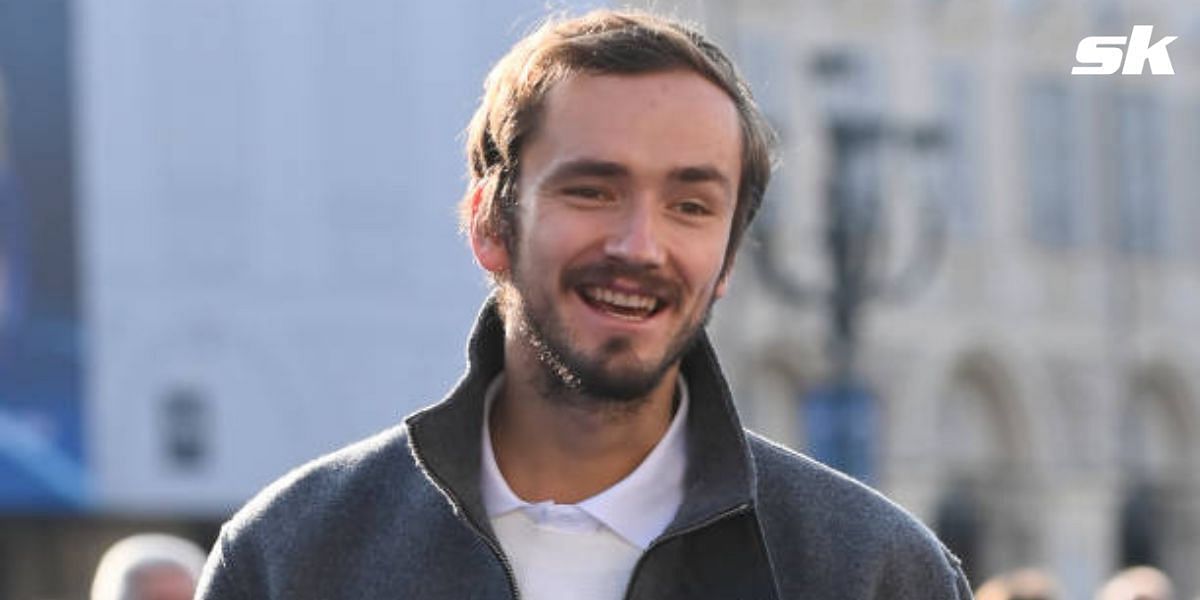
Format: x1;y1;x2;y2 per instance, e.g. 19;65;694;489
460;9;775;273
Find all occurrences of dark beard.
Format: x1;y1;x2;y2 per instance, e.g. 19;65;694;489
499;276;713;406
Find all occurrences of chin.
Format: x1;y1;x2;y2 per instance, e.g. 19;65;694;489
577;373;664;404
571;352;674;402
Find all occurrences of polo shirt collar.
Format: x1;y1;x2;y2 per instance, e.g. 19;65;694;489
479;373;690;550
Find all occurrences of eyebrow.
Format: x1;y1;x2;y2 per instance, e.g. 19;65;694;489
541;159;630;183
541;159;734;193
669;165;733;194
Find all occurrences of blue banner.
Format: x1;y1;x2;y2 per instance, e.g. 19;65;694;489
0;0;86;511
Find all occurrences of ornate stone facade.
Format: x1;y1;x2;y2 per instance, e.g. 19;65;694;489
685;0;1200;596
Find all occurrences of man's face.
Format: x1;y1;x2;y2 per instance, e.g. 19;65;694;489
479;70;742;401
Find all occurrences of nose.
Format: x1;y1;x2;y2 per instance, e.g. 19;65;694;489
604;198;665;267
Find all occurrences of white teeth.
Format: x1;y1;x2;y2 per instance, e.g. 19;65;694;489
585;286;658;312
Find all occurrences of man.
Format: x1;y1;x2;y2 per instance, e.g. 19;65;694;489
197;9;972;599
91;533;207;600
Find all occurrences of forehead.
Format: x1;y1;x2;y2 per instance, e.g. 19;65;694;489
524;70;742;180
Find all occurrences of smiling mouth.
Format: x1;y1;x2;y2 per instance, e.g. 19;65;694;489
578;286;665;321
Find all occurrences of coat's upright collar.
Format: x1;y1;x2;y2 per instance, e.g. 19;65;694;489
405;297;757;543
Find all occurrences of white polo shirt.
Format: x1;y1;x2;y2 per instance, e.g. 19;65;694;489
480;374;689;600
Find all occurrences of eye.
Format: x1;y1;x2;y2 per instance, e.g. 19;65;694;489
674;199;712;216
562;186;608;200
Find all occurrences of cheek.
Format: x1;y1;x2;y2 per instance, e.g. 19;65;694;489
522;211;595;265
681;231;732;292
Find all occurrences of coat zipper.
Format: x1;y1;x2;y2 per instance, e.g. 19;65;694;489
457;510;523;600
409;440;522;600
620;501;752;600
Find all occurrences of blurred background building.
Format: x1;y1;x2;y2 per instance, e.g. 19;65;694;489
0;0;1196;598
709;0;1200;598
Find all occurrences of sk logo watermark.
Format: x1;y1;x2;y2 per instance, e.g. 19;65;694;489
1072;25;1177;75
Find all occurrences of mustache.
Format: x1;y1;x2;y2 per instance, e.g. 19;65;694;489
562;259;682;305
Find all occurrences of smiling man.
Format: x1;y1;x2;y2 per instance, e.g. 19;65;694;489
198;10;972;600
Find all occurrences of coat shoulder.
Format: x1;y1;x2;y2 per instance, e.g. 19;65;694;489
746;432;972;598
215;423;436;562
237;425;416;525
748;431;926;533
198;424;433;598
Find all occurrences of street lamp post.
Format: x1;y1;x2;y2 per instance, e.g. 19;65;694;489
751;52;946;482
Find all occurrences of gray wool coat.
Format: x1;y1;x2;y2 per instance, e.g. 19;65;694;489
196;301;973;599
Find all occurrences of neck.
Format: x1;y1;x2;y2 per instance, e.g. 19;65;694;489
490;332;679;504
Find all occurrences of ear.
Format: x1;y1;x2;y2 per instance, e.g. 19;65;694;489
468;184;510;274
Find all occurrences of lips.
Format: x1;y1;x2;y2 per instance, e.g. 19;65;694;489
578;285;663;321
563;260;680;323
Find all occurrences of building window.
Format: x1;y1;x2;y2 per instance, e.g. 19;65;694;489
1116;382;1195;586
160;385;211;472
1120;480;1163;568
938;64;979;239
1024;81;1079;248
935;371;1032;581
935;481;984;583
1114;93;1166;256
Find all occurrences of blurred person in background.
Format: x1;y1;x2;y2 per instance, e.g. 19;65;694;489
90;533;206;600
1096;566;1175;600
974;568;1062;600
196;8;970;599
